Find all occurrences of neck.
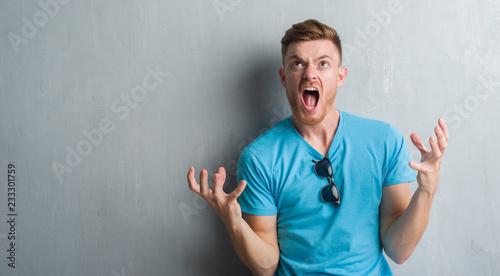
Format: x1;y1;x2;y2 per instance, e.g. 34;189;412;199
292;108;340;157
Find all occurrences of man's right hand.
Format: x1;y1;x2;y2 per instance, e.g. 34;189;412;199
187;166;279;275
187;166;247;228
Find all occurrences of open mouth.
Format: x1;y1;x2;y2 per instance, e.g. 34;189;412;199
301;87;319;110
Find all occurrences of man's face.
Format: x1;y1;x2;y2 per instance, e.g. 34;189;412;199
279;39;347;126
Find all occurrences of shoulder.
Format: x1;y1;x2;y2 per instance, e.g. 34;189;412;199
238;116;299;178
242;116;295;156
341;111;400;139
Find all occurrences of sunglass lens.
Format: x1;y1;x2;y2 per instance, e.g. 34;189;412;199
321;184;340;204
321;184;335;203
315;159;332;178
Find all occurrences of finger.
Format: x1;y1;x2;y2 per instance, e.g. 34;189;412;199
212;173;225;196
435;126;447;154
410;133;429;153
408;161;423;171
217;167;227;184
228;180;247;201
429;136;442;158
438;118;449;141
199;169;210;195
187;167;201;194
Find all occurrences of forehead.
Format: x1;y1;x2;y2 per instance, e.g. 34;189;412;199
285;39;340;61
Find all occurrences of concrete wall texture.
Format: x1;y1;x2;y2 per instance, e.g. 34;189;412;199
1;0;499;275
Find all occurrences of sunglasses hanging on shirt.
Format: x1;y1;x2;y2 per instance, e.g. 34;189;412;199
313;156;340;205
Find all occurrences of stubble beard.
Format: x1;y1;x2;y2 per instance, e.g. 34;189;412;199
286;88;335;127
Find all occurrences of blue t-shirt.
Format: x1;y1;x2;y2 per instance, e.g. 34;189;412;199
236;110;416;275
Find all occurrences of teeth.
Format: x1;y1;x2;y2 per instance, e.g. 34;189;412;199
303;87;318;91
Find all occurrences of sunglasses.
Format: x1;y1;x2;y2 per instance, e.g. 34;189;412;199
313;156;340;205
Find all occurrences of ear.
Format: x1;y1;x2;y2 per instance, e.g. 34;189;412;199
336;66;347;87
278;67;286;88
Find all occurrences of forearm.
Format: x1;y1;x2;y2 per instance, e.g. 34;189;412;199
225;218;279;276
382;187;435;264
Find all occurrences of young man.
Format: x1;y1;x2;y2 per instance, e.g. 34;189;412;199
187;19;448;275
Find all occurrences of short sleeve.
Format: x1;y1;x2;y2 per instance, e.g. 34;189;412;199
237;149;278;216
383;125;416;186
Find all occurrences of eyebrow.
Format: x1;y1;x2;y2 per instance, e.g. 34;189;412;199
287;54;334;62
288;55;302;61
317;55;333;61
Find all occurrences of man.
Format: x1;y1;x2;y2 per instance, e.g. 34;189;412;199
187;19;448;275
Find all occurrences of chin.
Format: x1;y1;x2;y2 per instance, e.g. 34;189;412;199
288;103;323;127
296;113;326;126
290;105;328;126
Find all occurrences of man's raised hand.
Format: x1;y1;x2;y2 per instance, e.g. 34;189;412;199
187;166;247;227
409;118;449;194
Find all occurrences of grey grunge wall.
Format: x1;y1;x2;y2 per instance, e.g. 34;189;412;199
1;0;499;275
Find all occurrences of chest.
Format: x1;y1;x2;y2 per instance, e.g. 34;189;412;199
272;144;386;220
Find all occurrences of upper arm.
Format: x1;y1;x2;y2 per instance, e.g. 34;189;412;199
379;183;411;240
243;213;279;252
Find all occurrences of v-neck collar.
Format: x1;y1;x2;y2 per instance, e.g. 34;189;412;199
288;109;345;160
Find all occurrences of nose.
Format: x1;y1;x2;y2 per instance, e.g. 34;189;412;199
302;64;318;82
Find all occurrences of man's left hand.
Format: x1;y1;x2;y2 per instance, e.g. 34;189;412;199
409;118;449;194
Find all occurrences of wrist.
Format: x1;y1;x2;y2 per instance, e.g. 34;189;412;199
224;216;245;233
415;186;436;200
416;173;439;195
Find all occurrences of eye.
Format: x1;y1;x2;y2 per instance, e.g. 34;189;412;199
292;60;304;67
319;61;329;68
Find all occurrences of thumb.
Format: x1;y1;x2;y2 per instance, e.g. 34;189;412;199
229;180;247;201
409;161;422;171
